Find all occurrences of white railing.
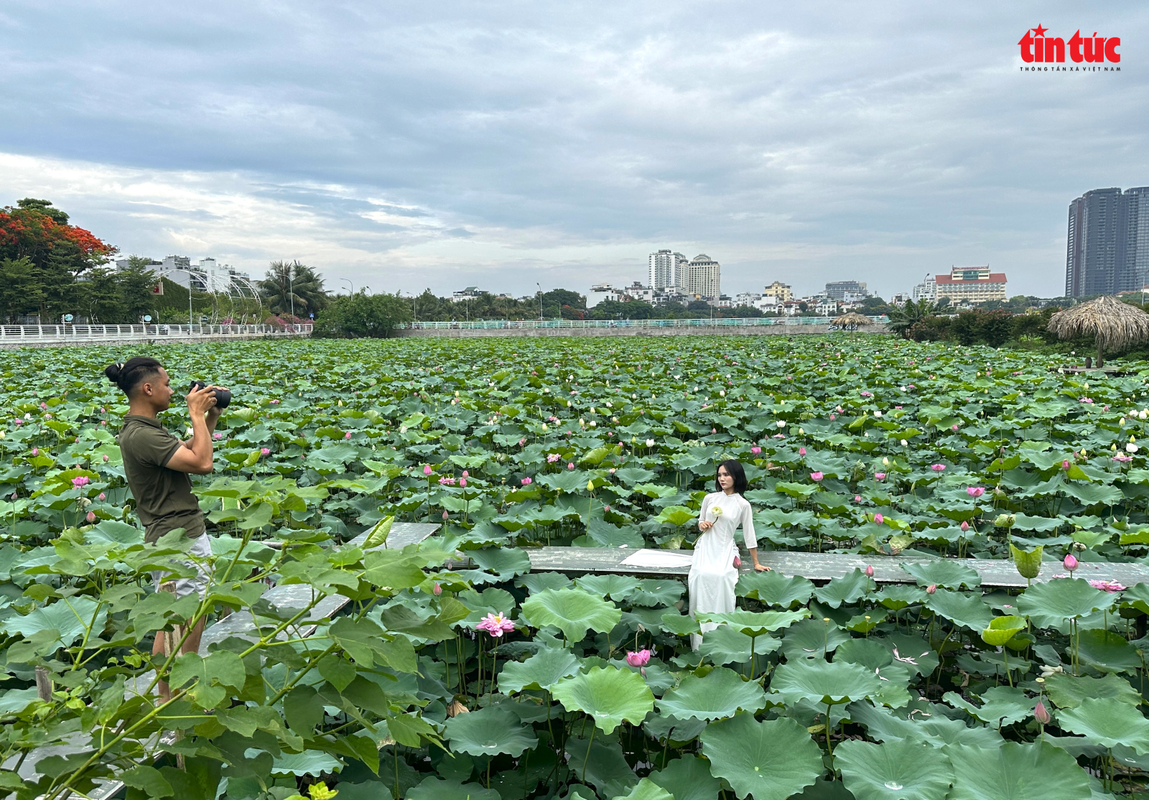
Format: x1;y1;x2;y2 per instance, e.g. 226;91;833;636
0;323;313;345
397;316;887;331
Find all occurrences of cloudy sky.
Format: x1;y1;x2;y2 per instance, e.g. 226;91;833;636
1;1;1146;300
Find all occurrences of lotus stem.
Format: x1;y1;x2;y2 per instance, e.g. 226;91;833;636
582;724;597;783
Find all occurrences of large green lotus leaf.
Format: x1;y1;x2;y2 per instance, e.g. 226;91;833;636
498;647;582;694
444;705;538;757
770;659;881;706
736;570;815;608
457;587;517;627
643;710;709;744
575;574;642;601
0;596;107;648
697;608;809;636
660;612;702;636
813;569;868;608
648;756;722;800
885;633;939;676
876;584;927;611
552;666;655;734
1120;582;1149;614
1043;672;1142;709
517;572;573;593
780;618;850;660
700;713;823;800
900;560;981;589
565;733;638;798
834;638;892;671
849;701;1003;749
1076;629;1141;674
1017;579;1116;628
697;625;781;666
407;777;499;800
981;615;1026;647
521;588;621;643
943;686;1032;727
655;667;767;721
924;588;993;630
1010;544;1044;580
948;740;1090;800
630;579;686;608
836;739;955;800
611;778;674;800
468;547;532;579
1057;698;1149;754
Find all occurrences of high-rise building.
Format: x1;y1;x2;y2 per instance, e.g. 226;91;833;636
682;254;721;299
912;274;936;302
1066;186;1149;298
648;250;690;291
825;281;869;301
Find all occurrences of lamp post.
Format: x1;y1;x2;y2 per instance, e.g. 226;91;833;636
288;265;295;322
536;282;543;321
161;268;198;328
341;278;354;295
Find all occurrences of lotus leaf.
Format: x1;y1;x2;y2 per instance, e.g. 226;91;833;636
925;588;994;630
1076;628;1142;673
696;624;781;666
813;569;869;608
900;561;981;589
780;618;850;660
0;596;106;648
699;713;823;800
981;615;1026;647
696;608;809;636
943;686;1032;727
1009;544;1044;580
521;588;620;643
770;659;882;706
1057;697;1149;754
1043;672;1142;709
1017;579;1116;628
836;738;955;800
655;667;767;721
444;705;538;757
407;777;499;800
611;778;674;800
552;667;655;734
647;756;723;800
498;647;582;694
736;570;815;607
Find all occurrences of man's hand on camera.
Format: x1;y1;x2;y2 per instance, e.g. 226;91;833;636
186;383;218;416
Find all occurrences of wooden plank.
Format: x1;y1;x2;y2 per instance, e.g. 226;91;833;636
523;546;1149;589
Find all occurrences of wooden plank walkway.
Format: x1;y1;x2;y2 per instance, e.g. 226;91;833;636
523;546;1149;589
15;522;441;800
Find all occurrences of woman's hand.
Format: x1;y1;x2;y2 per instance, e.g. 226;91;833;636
753;562;770;572
699;520;713;532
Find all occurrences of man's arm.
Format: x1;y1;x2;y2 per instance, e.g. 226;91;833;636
182;407;221;449
168;386;216;474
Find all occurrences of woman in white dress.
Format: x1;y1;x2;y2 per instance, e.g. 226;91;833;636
689;459;768;650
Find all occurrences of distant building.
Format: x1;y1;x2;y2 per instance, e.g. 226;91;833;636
122;254;250;294
825;280;868;301
890;292;912;305
680;254;721;299
762;281;793;302
912;274;937;302
935;266;1007;304
587;283;621;309
733;292;762;308
754;295;780;314
648;250;690;291
451;286;481;302
621;282;655;303
1066;186;1149;298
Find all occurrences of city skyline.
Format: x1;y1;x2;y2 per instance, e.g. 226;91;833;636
0;3;1145;299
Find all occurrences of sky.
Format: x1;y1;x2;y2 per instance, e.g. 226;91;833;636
1;1;1147;301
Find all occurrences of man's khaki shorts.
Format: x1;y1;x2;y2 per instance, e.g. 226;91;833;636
151;534;213;599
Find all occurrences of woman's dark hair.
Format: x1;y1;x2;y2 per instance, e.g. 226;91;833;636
104;357;164;397
715;459;748;495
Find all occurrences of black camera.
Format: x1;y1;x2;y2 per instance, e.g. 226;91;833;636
188;381;232;409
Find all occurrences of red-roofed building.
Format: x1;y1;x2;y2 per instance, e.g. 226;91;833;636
935;266;1007;304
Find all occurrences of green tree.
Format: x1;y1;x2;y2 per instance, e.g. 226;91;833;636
259;260;329;318
313;292;413;338
78;266;124;323
116;257;160;323
0;257;43;321
887;298;951;339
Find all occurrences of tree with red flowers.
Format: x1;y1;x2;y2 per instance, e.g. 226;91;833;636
0;198;117;321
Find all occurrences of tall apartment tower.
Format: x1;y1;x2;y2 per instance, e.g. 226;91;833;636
682;254;721;299
1066;187;1149;297
648;250;690;290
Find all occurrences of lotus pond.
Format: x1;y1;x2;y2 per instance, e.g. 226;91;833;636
4;337;1149;800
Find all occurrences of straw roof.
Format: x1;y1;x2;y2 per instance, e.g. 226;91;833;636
1046;296;1149;352
833;313;873;328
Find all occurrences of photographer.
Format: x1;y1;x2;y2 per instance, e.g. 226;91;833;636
104;357;224;695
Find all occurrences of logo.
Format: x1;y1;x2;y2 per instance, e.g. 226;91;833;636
1019;25;1120;65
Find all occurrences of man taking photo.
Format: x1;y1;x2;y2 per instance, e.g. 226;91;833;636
104;356;223;699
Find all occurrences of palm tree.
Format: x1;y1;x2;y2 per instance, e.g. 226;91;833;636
259;261;329;319
887;297;950;338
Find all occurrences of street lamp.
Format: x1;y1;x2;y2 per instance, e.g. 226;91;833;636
288;265;295;322
536;282;543;321
341;278;354;295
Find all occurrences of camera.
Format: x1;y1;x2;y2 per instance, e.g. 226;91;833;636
188;381;232;409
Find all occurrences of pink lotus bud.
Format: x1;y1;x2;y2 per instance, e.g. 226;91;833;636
960;521;969;532
926;584;937;594
86;511;96;523
344;431;352;440
521;476;532;485
30;448;38;456
433;582;442;596
625;649;651;667
810;472;823;482
443;510;449;520
874;513;884;524
750;446;761;455
865;565;875;578
799;447;807;456
1062;460;1070;470
1034;700;1051;725
829;414;836;421
424;465;433;475
102;454;109;462
462;470;469;478
951;424;959;431
1064;553;1078;572
854;495;862;502
568;462;575;470
260;447;271;456
459;478;467;487
733;555;741;567
874;472;886;481
98;493;106;500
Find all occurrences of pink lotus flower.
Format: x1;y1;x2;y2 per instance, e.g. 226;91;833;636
926;584;937;594
960;521;969;532
424;465;433;475
547;453;561;463
1035;700;1051;725
1062;460;1070;470
854;495;862;502
213;432;223;440
967;487;985;498
810;472;823;482
86;511;96;523
733;555;741;568
462;470;469;478
625;649;651;667
865;565;875;578
874;513;884;525
102;454;108;462
39;402;46;410
260;447;271;456
476;612;516;637
459;478;467;487
568;462;575;470
798;447;807;456
874;472;886;481
98;492;106;500
13;419;21;426
344;431;352;440
829;414;836;421
518;438;527;446
951;424;959;431
1064;553;1078;572
750;446;761;455
860;391;872;398
443;509;450;520
270;399;280;404
433;582;442;596
521;477;533;485
930;464;945;472
1089;579;1126;593
71;476;90;488
30;447;38;456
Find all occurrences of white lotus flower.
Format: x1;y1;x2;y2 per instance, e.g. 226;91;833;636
1129;443;1139;453
646;439;655;447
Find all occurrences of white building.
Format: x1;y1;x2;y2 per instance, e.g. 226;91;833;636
890;292;913;305
733;292;762;308
754;295;780;314
451;286;481;302
621;282;655;303
587;283;621;309
912;274;937;302
815;300;838;316
682;254;721;300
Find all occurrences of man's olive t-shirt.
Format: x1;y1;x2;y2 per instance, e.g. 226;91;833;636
118;415;205;544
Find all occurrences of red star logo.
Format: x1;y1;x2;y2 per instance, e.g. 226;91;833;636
1032;24;1048;37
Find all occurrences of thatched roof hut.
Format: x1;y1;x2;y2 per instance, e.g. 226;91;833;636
832;313;873;330
1047;295;1149;367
